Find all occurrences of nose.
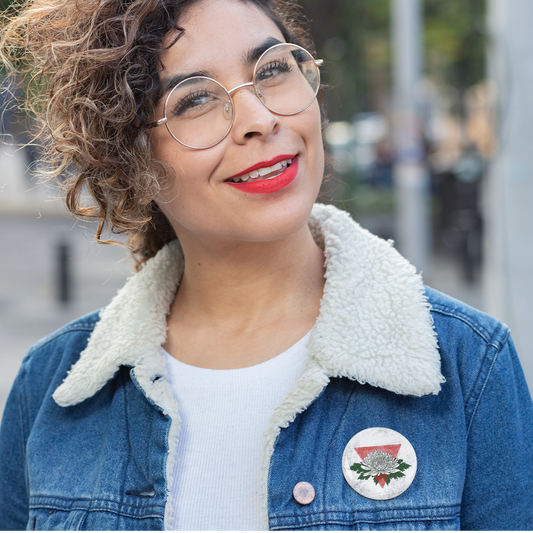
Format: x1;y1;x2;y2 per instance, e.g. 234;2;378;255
228;83;279;144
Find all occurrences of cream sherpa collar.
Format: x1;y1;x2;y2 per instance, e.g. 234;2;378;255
53;203;443;408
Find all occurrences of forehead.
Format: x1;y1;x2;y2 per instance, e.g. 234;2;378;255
159;0;285;79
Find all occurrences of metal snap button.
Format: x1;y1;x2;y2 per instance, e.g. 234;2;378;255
293;481;315;505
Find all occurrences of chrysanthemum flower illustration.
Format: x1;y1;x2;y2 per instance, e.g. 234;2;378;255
350;446;411;486
361;450;399;476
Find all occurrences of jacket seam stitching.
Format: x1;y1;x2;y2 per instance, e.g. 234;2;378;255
323;380;357;501
271;515;461;526
29;503;163;519
121;370;133;507
19;366;30;506
270;507;461;521
75;510;88;531
29;496;165;513
430;306;491;343
26;324;97;355
463;326;496;410
465;349;499;436
465;320;506;408
271;502;461;518
465;325;509;435
463;321;502;410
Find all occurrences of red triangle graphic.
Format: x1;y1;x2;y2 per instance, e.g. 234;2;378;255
354;443;402;460
354;444;402;489
374;474;388;488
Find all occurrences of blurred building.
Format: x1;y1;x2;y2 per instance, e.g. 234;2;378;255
484;0;533;389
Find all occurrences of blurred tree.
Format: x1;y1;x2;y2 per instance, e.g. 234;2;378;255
425;0;485;111
299;0;486;122
299;0;390;122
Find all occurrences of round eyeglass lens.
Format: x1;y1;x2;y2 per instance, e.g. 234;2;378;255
253;43;320;115
164;77;233;149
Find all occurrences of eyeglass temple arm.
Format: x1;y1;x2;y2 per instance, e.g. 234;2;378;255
315;59;324;67
146;117;167;130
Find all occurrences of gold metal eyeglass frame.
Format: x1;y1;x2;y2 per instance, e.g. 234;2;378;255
147;43;323;150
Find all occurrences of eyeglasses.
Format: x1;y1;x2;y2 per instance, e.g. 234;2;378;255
148;43;323;150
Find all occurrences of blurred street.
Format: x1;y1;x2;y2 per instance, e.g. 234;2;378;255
0;212;132;418
0;144;133;418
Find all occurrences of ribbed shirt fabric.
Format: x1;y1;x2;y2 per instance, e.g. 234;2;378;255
162;331;311;531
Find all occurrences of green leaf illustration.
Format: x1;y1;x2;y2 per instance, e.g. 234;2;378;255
350;462;368;474
352;457;411;488
388;471;406;482
397;460;411;472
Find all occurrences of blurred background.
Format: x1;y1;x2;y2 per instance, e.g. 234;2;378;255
1;0;532;418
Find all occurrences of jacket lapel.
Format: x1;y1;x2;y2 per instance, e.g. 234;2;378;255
308;204;443;396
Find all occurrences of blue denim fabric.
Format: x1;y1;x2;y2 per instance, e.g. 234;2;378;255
0;287;532;530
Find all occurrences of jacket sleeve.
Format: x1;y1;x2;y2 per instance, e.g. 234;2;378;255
460;331;533;529
0;367;29;530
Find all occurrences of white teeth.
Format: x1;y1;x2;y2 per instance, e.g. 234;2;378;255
230;158;293;183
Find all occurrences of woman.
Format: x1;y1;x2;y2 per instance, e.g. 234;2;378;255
0;0;532;530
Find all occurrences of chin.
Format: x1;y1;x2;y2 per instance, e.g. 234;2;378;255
233;195;318;243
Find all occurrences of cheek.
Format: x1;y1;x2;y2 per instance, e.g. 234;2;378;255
155;178;215;236
302;100;323;145
153;149;226;232
151;132;224;194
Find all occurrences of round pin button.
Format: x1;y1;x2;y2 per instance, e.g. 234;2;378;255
342;427;417;501
292;481;315;505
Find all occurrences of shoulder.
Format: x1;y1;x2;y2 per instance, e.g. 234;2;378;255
425;285;509;346
424;284;510;365
423;286;526;418
14;310;102;418
24;309;101;375
27;309;101;357
424;286;511;381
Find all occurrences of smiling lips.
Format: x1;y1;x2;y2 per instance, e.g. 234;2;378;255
226;155;299;194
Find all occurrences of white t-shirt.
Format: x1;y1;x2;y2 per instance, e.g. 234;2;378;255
163;331;311;531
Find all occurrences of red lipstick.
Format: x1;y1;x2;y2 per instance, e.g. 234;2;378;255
226;157;299;194
226;154;296;180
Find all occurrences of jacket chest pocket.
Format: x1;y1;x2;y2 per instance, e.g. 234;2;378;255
27;507;165;531
27;509;88;531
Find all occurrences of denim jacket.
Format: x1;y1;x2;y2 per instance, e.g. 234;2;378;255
1;204;532;530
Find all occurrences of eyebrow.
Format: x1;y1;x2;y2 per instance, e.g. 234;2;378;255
159;37;284;96
243;36;283;64
160;69;213;95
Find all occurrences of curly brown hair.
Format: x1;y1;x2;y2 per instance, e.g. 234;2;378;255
0;0;323;269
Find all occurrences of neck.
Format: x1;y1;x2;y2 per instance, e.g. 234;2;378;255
169;223;325;331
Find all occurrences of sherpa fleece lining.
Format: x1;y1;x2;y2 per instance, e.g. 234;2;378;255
53;203;444;530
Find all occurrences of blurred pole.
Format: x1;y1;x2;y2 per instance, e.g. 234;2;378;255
485;0;533;390
391;0;431;276
56;241;72;305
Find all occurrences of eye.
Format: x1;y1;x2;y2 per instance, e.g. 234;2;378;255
170;90;218;118
255;60;292;83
